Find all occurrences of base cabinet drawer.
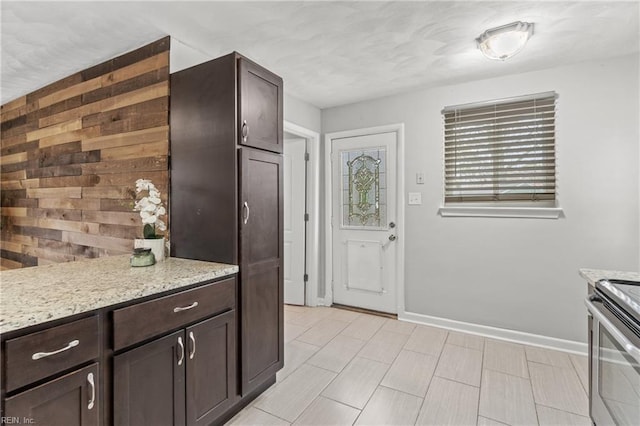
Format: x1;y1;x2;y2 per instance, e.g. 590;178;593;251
4;363;99;426
5;316;100;392
113;310;237;426
113;277;236;351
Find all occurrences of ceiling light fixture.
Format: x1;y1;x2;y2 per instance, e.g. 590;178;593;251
476;21;534;61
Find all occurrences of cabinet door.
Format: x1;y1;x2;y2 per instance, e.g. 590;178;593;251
185;310;237;426
4;363;99;426
113;331;186;426
239;148;284;394
238;58;283;153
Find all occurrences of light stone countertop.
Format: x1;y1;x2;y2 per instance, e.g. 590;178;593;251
0;255;238;334
579;268;640;287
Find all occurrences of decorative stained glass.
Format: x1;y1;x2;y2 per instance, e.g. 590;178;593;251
341;148;386;228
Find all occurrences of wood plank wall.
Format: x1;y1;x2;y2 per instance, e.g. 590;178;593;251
0;37;170;269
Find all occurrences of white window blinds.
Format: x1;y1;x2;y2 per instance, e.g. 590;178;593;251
443;92;557;203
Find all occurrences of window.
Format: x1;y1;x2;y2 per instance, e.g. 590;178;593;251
442;92;557;204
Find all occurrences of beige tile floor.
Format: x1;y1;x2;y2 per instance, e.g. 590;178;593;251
228;305;590;426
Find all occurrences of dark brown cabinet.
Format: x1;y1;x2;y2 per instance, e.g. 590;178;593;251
113;300;237;426
4;363;99;426
186;311;236;425
1;273;240;426
171;52;284;397
239;148;284;391
238;60;283;153
113;330;185;426
113;312;236;426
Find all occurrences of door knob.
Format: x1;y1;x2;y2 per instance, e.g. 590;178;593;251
389;222;396;228
388;235;397;241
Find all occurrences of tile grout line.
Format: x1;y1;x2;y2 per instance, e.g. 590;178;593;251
476;339;486;425
350;324;430;425
292;320;394;425
524;351;541;426
251;406;293;424
411;328;449;425
535;402;592;419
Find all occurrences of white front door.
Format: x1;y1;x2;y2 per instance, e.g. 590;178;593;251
284;138;306;305
331;132;398;313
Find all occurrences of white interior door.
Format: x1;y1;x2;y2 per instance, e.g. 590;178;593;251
284;138;306;305
331;132;398;313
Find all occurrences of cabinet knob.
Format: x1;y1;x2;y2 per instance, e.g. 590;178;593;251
242;120;249;142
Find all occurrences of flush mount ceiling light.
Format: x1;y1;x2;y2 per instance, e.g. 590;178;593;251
476;21;534;61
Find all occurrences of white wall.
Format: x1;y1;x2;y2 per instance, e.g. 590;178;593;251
284;94;322;134
322;54;640;343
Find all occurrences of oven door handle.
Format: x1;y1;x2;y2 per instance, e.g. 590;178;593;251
585;296;640;364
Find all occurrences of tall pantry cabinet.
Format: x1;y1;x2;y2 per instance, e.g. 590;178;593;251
170;52;284;396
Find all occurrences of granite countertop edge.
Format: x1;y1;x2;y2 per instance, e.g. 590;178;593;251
0;255;239;335
579;268;640;287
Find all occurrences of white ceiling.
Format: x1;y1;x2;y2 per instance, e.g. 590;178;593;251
1;1;639;108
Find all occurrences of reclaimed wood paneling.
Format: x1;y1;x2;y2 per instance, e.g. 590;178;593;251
0;37;170;269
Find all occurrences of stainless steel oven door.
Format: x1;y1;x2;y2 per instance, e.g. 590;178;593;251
586;295;640;425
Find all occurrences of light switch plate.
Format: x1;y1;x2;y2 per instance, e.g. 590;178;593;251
408;192;422;205
416;172;425;184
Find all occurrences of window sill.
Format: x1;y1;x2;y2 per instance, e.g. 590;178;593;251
438;206;564;219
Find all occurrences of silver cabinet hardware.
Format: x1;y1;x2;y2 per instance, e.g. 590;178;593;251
87;372;95;410
242;120;249;142
188;331;196;360
31;339;79;360
388;234;397;241
177;336;185;366
173;302;198;313
243;202;250;225
389;222;396;228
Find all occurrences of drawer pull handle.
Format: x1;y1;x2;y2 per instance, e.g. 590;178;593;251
243;202;250;225
87;372;95;410
189;331;196;359
242;120;249;142
173;302;198;313
177;336;185;366
32;339;79;360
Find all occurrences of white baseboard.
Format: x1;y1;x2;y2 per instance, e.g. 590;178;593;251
314;298;327;307
399;310;587;355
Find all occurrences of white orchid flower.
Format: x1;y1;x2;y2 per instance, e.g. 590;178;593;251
135;179;152;192
155;219;167;231
143;206;156;213
134;179;166;238
142;215;158;224
134;198;149;210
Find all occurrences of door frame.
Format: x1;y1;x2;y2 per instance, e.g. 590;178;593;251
324;123;405;313
284;120;321;307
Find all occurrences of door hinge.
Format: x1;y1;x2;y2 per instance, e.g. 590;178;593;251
305;152;310;161
304;213;309;221
304;274;309;282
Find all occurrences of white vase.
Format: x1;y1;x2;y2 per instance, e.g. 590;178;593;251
134;238;165;262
